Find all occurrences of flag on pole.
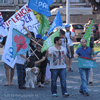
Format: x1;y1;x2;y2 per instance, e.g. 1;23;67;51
41;30;59;53
12;28;30;58
78;57;98;68
28;0;53;17
37;15;50;36
48;10;62;35
77;20;93;48
47;0;54;6
0;11;8;42
1;21;17;68
0;11;6;30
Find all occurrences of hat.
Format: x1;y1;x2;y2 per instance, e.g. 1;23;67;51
42;36;47;41
65;24;70;28
36;34;42;39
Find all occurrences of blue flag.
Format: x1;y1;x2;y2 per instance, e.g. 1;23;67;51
48;11;62;35
47;0;54;6
28;0;53;17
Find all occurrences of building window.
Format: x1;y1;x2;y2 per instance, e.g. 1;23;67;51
0;0;8;3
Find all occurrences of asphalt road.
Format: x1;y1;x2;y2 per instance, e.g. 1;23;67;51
0;47;100;100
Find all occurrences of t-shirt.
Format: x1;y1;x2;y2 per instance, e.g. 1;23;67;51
65;31;75;46
60;37;68;48
48;46;67;69
34;50;47;67
76;46;92;58
84;23;94;37
16;53;26;65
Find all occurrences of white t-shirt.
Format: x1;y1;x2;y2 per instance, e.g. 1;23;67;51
60;37;68;48
65;31;75;46
48;46;67;69
16;53;26;65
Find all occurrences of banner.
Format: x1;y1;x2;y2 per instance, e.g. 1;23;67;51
12;28;30;58
4;4;39;36
77;20;93;48
37;15;50;36
78;57;98;68
41;30;59;53
48;11;62;35
28;0;53;17
0;11;8;42
2;22;17;68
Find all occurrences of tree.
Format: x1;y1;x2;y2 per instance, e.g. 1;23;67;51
88;0;100;14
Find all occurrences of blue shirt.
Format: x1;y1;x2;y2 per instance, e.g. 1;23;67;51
76;46;92;58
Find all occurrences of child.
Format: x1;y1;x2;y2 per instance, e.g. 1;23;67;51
16;54;30;89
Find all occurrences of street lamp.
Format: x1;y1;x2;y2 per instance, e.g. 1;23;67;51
66;0;70;24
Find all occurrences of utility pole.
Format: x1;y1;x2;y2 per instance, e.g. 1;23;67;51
66;0;70;24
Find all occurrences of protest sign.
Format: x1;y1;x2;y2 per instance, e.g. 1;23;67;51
78;57;98;68
2;22;17;68
5;4;39;36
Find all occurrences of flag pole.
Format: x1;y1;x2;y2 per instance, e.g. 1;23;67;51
30;38;43;48
29;46;39;60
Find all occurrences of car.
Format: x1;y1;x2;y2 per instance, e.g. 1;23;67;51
70;23;83;41
58;23;99;42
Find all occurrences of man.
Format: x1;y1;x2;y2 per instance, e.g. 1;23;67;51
65;24;76;72
59;29;71;70
84;18;94;86
74;39;95;96
48;36;69;97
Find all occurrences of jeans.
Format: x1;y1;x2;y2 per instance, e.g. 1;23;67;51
79;68;90;94
50;68;67;95
16;64;26;87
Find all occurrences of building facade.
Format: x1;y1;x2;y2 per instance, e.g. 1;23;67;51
0;0;93;22
0;0;28;21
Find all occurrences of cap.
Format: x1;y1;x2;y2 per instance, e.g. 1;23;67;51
65;24;70;28
36;34;42;39
42;36;47;41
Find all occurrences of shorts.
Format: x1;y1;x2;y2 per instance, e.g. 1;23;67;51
90;37;94;49
67;46;74;58
4;63;10;67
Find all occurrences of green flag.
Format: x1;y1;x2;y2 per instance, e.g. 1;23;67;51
37;15;50;36
41;30;59;53
77;20;93;48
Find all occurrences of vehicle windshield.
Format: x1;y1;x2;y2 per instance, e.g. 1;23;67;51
72;24;83;29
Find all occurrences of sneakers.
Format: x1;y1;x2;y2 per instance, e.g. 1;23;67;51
68;68;73;72
85;93;89;96
41;84;44;88
52;94;58;97
38;82;44;87
38;82;41;87
19;86;26;89
63;93;70;97
79;91;89;96
79;91;84;94
88;82;93;86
